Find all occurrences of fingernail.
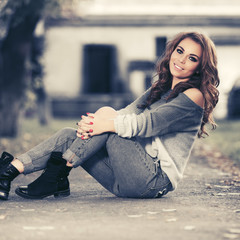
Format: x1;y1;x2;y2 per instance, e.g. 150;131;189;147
89;129;93;133
86;112;90;115
81;115;84;118
90;122;93;125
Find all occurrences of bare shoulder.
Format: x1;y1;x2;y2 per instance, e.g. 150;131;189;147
183;88;204;108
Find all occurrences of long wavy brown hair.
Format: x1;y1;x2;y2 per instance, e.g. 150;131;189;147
141;32;220;137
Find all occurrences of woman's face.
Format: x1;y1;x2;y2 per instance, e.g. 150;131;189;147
169;37;202;85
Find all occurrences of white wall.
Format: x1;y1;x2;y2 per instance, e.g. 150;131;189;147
43;25;240;118
214;46;240;118
44;26;159;97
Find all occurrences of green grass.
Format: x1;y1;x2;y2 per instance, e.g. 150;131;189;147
205;119;240;164
20;117;78;136
1;117;240;166
0;117;79;157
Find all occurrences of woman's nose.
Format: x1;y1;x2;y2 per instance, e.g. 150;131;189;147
179;55;186;64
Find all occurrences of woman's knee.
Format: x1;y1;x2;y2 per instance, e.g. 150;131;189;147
95;106;117;118
57;127;76;140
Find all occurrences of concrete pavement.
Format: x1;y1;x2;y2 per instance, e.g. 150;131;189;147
1;144;240;240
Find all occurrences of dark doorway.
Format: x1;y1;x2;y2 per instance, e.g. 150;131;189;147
82;44;116;93
156;37;167;58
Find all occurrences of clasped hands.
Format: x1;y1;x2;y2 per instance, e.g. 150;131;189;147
76;107;117;140
76;113;99;140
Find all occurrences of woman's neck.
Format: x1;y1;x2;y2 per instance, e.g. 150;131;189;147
171;77;189;89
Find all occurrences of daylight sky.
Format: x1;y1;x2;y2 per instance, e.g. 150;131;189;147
77;0;240;16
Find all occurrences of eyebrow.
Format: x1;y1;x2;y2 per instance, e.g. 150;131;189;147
178;45;200;59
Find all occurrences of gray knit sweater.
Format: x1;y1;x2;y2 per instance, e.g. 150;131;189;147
114;88;203;190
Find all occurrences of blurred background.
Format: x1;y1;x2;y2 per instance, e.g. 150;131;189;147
0;0;240;164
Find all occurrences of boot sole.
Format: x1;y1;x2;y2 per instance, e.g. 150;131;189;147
15;188;70;200
0;152;14;200
0;190;9;200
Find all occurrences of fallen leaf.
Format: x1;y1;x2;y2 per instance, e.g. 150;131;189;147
23;133;32;141
184;226;196;231
23;226;36;230
223;233;240;239
214;185;231;189
166;218;177;222
228;193;240;196
162;209;177;212
55;208;67;212
21;209;35;212
213;152;222;158
228;229;240;234
147;211;158;215
127;214;143;218
217;193;227;196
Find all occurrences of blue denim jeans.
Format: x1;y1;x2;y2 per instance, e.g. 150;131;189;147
17;127;172;198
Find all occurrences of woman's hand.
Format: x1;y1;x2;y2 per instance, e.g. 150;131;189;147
76;107;117;139
76;115;94;139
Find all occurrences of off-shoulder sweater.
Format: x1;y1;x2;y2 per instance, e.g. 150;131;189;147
114;88;203;190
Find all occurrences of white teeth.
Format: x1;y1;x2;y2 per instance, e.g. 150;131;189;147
174;64;183;70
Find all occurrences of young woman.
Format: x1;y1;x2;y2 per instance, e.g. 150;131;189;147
0;31;220;200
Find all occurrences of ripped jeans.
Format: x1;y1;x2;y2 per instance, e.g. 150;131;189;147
17;127;172;198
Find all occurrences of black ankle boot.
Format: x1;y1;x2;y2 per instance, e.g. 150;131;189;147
15;152;72;199
53;165;72;198
0;152;20;200
0;152;14;168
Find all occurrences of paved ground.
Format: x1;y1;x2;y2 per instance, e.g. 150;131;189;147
1;144;240;240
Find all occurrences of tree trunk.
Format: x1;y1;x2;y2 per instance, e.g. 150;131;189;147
31;35;49;125
0;92;22;137
0;0;43;137
0;38;30;137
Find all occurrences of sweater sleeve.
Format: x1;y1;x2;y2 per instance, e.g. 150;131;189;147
117;87;151;115
114;93;203;138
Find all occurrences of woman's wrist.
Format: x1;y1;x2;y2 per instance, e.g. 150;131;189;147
103;119;116;133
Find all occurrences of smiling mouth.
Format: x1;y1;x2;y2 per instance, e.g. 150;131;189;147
174;63;183;70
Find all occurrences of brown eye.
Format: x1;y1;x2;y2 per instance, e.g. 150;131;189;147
177;49;183;54
189;56;197;62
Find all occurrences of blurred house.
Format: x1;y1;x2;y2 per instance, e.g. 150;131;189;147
228;77;240;118
41;0;240;118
